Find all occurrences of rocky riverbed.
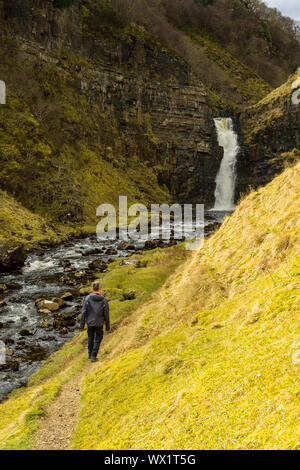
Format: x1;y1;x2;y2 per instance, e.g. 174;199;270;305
0;211;227;402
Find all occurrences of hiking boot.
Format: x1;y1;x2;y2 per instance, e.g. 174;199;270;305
90;357;98;363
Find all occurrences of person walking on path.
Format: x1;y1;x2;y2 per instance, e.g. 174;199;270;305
80;281;110;362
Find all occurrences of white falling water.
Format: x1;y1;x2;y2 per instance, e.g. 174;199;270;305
213;117;239;211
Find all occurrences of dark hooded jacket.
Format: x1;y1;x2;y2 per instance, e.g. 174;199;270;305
80;293;110;331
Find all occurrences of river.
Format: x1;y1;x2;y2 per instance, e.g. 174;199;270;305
0;211;228;402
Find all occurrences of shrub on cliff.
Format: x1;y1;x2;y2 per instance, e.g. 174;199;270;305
53;0;74;8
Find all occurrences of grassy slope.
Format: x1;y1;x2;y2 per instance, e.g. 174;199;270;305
70;162;300;450
0;189;83;247
0;163;299;450
0;244;187;449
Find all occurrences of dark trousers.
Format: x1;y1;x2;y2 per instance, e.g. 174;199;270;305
87;326;104;358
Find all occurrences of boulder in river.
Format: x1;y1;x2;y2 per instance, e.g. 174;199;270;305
0;284;7;294
0;360;19;372
20;344;47;361
74;270;87;279
88;260;107;272
1;336;14;345
39;309;51;314
38;319;52;329
60;259;71;268
105;247;118;255
10;296;23;303
35;299;60;313
61;292;73;301
0;241;26;272
53;310;77;328
6;282;22;290
64;265;76;272
143;240;164;250
82;248;104;256
118;241;135;251
51;297;66;309
19;328;36;336
59;275;79;286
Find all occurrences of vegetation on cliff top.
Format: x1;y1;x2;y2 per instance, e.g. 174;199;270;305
101;0;300;111
0;162;299;449
241;69;300;148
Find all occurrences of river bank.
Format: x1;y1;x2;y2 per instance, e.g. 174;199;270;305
0;211;228;402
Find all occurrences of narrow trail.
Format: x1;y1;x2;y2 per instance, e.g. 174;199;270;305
30;363;91;451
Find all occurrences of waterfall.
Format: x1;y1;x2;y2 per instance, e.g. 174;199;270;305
213;118;239;211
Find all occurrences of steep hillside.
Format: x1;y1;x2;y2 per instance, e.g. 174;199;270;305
72;162;300;450
1;0;300;229
0;189;81;248
106;0;300;112
0;162;298;450
0;0;221;224
237;69;300;195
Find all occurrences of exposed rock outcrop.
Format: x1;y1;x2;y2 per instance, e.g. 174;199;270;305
0;0;221;214
237;70;300;196
0;242;26;272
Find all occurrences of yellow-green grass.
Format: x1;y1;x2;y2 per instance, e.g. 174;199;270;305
0;243;187;450
0;189;80;248
0;334;88;450
1;163;299;450
99;246;188;324
71;162;300;450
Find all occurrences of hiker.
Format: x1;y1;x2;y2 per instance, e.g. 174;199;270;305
80;281;110;362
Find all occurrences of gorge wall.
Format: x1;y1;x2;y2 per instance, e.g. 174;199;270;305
237;70;300;197
0;0;221;224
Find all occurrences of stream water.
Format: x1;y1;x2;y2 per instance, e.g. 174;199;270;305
0;211;228;402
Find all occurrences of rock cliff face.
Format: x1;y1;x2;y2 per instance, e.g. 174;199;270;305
0;0;221;213
237;71;300;197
